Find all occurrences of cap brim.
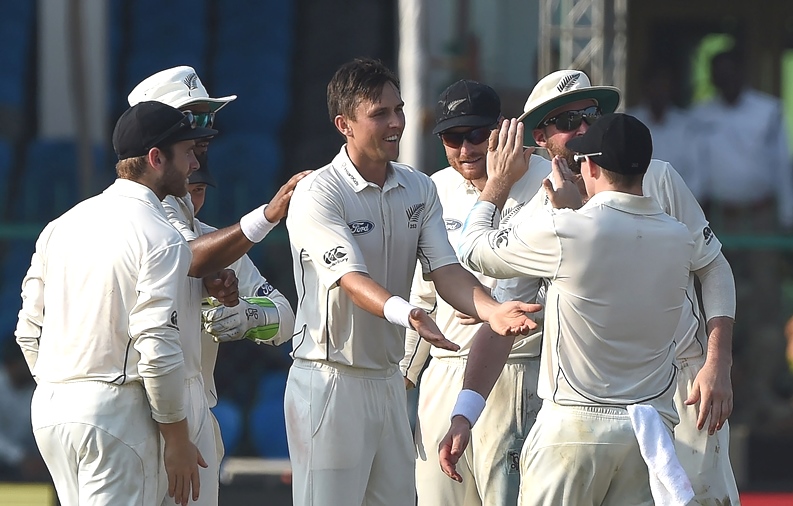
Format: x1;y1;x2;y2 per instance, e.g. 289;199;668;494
432;115;498;135
173;95;238;113
517;87;621;146
165;126;219;145
188;166;217;187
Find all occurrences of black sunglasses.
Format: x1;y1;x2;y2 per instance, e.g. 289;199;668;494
439;126;494;148
145;111;198;151
183;110;215;129
540;106;601;132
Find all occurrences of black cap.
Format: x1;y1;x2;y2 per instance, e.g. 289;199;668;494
433;80;501;134
113;101;219;160
565;113;653;174
188;166;217;187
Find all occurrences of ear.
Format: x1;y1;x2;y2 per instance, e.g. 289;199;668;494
334;114;353;138
147;147;165;171
532;128;547;147
586;160;600;180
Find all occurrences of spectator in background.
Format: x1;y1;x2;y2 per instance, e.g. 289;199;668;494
0;339;48;482
691;48;793;424
628;65;703;201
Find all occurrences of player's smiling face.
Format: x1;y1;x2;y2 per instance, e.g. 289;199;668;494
343;82;405;169
533;98;598;173
442;126;490;190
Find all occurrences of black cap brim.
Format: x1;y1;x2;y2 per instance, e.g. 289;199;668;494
165;126;218;145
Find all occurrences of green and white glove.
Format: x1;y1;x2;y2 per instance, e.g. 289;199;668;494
202;297;280;344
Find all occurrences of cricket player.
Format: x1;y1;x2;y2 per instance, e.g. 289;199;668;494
284;58;540;506
128;66;302;505
16;101;216;506
450;114;695;504
401;79;548;506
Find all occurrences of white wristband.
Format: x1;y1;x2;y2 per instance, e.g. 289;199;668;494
451;389;486;427
383;295;417;329
240;204;277;243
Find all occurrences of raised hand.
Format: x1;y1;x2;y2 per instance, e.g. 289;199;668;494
542;156;584;210
265;170;313;222
487;301;542;336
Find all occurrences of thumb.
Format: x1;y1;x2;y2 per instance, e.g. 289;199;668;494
684;386;701;406
522;145;534;164
197;449;208;468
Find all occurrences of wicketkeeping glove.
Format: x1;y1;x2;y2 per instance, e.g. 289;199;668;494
202;297;280;344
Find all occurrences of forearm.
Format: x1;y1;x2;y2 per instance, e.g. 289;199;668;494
142;364;187;424
338;271;392;318
705;316;733;370
188;225;254;278
461;323;513;398
432;264;498;322
479;175;513;210
157;417;190;444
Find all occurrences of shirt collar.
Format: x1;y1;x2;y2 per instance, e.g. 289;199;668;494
334;145;405;193
582;190;664;216
103;179;168;216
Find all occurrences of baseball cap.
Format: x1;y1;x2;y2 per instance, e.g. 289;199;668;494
518;70;621;143
565;113;653;175
188;165;218;187
113;101;219;160
432;80;501;135
128;66;237;112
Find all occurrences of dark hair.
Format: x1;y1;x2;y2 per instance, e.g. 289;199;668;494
115;143;175;179
326;58;400;123
601;168;644;188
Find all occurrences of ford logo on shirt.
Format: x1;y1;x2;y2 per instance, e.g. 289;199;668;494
348;220;375;235
445;219;462;231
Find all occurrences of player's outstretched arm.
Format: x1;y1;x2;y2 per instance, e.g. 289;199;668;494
159;419;208;506
685;316;734;434
264;170;313;223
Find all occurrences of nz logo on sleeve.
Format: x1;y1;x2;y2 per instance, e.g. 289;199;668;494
255;281;275;297
703;226;713;245
501;202;526;226
444;218;462;231
490;228;510;249
348;220;375;235
406;203;426;229
167;311;179;330
323;246;348;267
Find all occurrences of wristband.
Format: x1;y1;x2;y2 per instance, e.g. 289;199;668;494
451;389;486;427
383;295;417;329
240;204;277;243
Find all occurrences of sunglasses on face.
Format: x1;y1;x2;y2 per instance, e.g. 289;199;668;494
540;106;601;132
183;110;215;129
439;126;494;149
145;111;199;151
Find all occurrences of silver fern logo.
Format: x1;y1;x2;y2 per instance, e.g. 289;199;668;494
446;98;467;111
183;73;199;96
406;203;426;229
500;202;526;226
556;73;580;93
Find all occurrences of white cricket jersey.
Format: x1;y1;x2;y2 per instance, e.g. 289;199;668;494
16;179;191;423
400;156;548;384
459;191;695;424
286;146;459;371
513;158;723;360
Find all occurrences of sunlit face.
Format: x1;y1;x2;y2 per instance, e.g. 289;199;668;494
161;140;199;197
533;98;599;173
440;126;491;188
188;183;208;215
341;82;405;168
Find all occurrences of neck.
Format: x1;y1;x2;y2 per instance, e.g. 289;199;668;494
125;175;166;200
346;146;388;187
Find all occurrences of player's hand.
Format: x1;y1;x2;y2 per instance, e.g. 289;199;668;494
455;311;482;326
404;376;415;390
487;301;542;336
684;359;733;435
542;156;583;210
264;170;313;222
203;269;239;307
410;308;460;352
486;119;534;188
203;297;281;344
163;438;207;506
438;415;472;482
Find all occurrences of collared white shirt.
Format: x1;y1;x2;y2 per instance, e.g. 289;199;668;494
692;89;793;226
459;190;694;424
16;179;191;422
287;146;459;370
400;155;548;383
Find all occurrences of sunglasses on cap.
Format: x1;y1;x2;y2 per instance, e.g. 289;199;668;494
145;111;200;151
572;151;603;163
439;126;494;149
539;106;601;132
183;110;215;129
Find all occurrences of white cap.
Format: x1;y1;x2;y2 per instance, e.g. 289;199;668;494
128;65;237;112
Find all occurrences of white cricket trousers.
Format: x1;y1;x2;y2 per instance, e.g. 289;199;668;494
31;380;161;506
160;374;219;506
519;402;655;506
414;356;542;506
674;355;740;504
285;359;415;506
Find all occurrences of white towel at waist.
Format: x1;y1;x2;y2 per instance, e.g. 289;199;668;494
627;404;695;506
